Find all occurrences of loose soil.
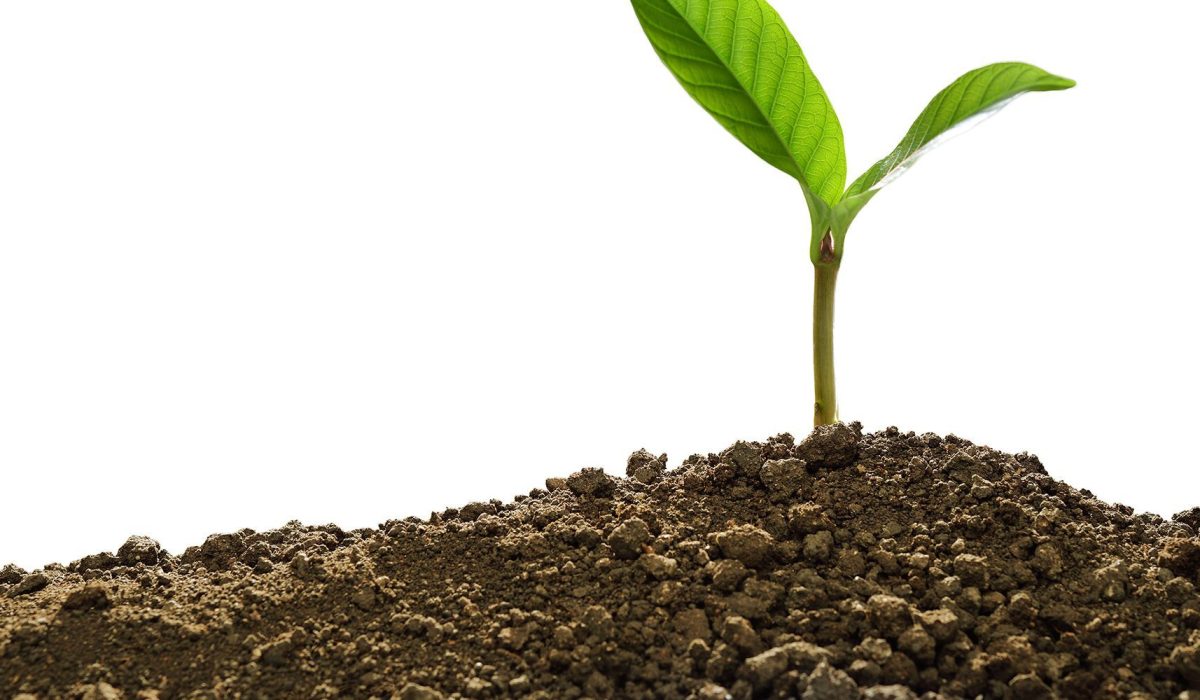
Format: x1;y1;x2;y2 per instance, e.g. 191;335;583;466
4;424;1200;700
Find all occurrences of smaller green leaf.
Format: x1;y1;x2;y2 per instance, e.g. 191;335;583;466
843;62;1074;203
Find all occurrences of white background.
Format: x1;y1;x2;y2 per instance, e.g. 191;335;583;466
2;2;1197;570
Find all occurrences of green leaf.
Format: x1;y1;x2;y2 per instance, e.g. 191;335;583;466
630;0;846;205
843;62;1074;202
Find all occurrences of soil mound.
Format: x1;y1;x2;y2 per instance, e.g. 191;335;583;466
4;425;1200;699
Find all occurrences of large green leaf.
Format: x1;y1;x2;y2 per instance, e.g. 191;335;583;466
843;62;1074;202
630;0;846;205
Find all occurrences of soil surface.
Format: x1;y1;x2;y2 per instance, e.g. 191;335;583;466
5;424;1200;700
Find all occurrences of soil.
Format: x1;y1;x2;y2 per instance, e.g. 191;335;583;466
4;424;1200;700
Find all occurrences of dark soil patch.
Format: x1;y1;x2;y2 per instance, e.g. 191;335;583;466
4;424;1200;699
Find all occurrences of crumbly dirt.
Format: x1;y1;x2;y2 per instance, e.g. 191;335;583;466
4;424;1200;700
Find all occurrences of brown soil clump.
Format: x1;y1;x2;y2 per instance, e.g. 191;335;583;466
4;424;1200;699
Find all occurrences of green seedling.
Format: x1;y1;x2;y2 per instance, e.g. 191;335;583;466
629;0;1074;426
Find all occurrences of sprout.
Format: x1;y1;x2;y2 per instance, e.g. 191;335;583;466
630;0;1073;425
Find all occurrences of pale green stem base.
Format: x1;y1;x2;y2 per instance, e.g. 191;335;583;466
813;264;839;426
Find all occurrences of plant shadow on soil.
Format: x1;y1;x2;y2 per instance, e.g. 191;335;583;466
4;423;1200;699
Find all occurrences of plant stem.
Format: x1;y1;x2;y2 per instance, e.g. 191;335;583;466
813;263;839;426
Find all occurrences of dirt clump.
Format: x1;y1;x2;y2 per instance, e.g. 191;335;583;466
4;423;1200;699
